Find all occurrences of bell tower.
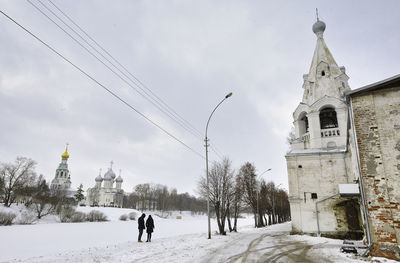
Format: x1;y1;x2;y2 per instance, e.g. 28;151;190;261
286;14;360;238
50;144;72;193
292;16;350;150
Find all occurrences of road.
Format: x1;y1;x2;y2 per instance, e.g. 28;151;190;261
200;223;360;263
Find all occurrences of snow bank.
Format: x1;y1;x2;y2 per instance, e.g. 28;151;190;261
0;206;254;262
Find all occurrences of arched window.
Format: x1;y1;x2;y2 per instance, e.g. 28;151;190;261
298;113;309;135
319;107;338;129
301;116;309;133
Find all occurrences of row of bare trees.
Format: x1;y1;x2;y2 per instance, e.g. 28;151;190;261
198;158;290;235
124;183;207;213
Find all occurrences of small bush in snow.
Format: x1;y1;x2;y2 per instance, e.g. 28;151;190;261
71;211;87;223
87;210;108;222
0;211;16;225
119;214;128;221
17;210;37;225
128;212;137;220
59;206;76;223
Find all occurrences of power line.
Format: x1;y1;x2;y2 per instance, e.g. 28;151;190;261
0;9;205;160
46;0;204;139
30;0;226;161
27;0;203;141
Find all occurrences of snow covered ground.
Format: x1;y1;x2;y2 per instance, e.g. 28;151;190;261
0;206;398;263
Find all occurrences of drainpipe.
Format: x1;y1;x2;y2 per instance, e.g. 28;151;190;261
349;98;372;254
316;193;340;237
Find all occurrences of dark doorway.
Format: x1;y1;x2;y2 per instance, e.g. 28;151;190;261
345;202;361;231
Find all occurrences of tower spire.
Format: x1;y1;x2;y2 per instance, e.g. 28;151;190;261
316;8;319;21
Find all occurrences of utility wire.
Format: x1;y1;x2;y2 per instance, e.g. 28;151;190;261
28;0;202;141
31;0;225;161
47;0;203;139
0;9;205;160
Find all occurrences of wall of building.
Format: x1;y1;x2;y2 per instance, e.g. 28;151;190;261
351;87;400;259
286;151;359;237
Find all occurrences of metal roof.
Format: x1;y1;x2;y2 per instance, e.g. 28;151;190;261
345;74;400;96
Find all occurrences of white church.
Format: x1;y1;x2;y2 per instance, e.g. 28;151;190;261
85;162;124;207
286;17;362;239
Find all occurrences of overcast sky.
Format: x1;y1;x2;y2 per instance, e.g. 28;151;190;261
1;0;399;196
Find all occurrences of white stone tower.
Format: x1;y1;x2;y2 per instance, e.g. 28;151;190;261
51;144;72;194
286;16;362;239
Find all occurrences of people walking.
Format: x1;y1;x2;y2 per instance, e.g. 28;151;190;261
146;215;154;242
138;213;146;242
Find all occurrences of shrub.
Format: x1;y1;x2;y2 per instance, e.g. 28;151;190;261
17;210;37;225
128;212;137;220
87;210;108;222
59;206;76;223
0;211;16;225
71;211;87;223
119;214;128;221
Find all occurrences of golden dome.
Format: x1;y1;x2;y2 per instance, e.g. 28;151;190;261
61;144;69;159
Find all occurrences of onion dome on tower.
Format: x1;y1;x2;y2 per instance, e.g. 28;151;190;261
116;175;123;183
61;144;69;159
103;161;116;180
104;168;116;180
95;173;103;182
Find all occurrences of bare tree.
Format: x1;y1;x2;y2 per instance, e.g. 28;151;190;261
198;157;234;235
31;175;57;219
238;162;258;227
0;157;37;207
87;186;100;206
275;189;291;223
135;183;150;211
231;173;244;231
258;182;291;226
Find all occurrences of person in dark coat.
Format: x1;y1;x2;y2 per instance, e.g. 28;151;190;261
145;215;154;242
138;213;146;242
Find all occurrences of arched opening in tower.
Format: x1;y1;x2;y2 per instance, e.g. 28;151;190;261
319;107;338;129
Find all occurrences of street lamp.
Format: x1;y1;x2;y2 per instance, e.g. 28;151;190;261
205;92;233;239
256;168;271;227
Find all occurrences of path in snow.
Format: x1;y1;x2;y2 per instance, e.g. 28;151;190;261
9;222;380;263
197;223;388;263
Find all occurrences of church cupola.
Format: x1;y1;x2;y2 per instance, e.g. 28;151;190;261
312;18;326;38
103;161;115;188
95;169;103;187
61;144;69;160
116;170;123;190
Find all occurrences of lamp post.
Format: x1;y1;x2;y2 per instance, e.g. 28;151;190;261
256;168;271;227
205;92;233;239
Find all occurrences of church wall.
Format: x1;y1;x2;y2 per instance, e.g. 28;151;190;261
287;152;356;236
351;87;400;259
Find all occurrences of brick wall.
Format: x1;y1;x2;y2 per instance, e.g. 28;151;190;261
351;87;400;260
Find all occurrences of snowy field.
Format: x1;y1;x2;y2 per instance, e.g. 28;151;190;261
0;206;398;263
